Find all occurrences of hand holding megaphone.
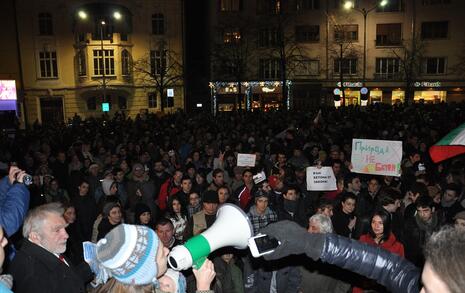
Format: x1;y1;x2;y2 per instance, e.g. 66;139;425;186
168;204;254;270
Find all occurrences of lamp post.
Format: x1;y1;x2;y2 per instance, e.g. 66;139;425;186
344;0;388;85
78;10;122;106
99;20;107;104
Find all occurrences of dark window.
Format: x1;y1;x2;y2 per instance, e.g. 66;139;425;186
376;23;402;46
87;97;97;110
120;33;128;41
376;0;403;12
257;0;281;15
295;25;320;42
421;21;448;39
422;0;450;5
148;92;157;108
93;50;115;76
38;13;53;35
294;59;319;76
77;50;86;76
164;96;174;108
296;0;320;10
118;96;127;109
219;0;242;11
258;28;279;47
92;20;114;40
39;51;58;78
424;57;446;74
77;33;86;43
152;14;165;35
150;50;167;75
259;58;281;79
375;58;400;79
334;58;357;75
334;24;358;41
121;50;131;76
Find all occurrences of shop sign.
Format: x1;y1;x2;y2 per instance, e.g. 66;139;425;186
414;81;441;88
360;87;368;95
337;81;363;88
333;88;341;95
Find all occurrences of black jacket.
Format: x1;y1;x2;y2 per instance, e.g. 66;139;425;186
320;234;420;293
8;239;92;293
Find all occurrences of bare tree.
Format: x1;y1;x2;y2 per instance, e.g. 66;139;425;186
210;17;256;110
391;36;425;105
255;1;309;110
133;40;183;112
327;14;362;106
451;41;465;77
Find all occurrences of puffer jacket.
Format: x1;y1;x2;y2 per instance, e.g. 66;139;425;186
320;233;420;293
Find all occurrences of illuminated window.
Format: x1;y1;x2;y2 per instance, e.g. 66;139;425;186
334;58;357;75
220;0;241;11
223;29;241;44
152;14;165;35
295;25;320;42
121;50;131;76
77;50;86;76
38;13;53;35
93;50;115;76
150;50;167;75
334;25;358;42
39;50;58;78
259;59;281;79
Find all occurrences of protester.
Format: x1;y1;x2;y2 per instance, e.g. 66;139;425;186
8;203;92;293
0;226;13;292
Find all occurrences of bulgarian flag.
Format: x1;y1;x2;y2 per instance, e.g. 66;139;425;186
429;123;465;163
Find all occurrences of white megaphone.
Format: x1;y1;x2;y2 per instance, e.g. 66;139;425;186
168;203;253;270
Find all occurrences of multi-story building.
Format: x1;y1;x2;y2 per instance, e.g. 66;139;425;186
0;0;184;126
209;0;465;111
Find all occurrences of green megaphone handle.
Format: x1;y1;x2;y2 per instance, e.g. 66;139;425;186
184;234;211;269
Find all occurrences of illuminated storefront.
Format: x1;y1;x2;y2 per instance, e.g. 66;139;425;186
209;81;292;114
413;81;446;103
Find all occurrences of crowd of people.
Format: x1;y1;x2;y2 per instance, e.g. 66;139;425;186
0;102;465;292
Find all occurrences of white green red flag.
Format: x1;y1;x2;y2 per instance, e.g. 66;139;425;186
429;123;465;163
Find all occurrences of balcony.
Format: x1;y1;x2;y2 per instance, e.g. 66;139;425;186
375;37;402;47
374;73;402;80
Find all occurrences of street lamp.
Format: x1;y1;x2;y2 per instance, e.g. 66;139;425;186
344;0;388;85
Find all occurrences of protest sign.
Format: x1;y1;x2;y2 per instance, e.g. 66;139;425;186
351;139;402;177
306;167;337;191
237;153;256;167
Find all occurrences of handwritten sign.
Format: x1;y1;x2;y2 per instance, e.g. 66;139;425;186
306;167;337;191
237;153;256;167
351;139;402;177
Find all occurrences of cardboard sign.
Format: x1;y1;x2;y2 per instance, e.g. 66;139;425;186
351;139;402;177
306;167;337;191
237;153;256;167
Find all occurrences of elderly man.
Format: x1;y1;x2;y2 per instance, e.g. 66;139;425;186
8;203;92;293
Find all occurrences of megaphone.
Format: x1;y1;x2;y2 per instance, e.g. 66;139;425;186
168;203;253;270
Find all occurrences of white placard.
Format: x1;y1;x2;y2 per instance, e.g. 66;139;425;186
306;167;337;191
351;138;402;177
237;153;256;167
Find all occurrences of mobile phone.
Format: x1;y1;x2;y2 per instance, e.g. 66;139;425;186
248;234;280;258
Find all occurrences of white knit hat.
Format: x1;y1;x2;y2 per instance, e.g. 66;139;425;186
162;269;187;293
96;224;159;286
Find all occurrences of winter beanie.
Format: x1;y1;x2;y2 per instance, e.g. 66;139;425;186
96;224;160;285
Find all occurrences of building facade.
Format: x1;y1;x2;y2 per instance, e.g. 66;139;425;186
209;0;465;111
1;0;184;126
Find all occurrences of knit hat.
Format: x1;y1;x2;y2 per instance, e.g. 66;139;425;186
134;203;152;225
96;224;160;286
160;269;187;293
102;179;115;196
202;190;219;204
